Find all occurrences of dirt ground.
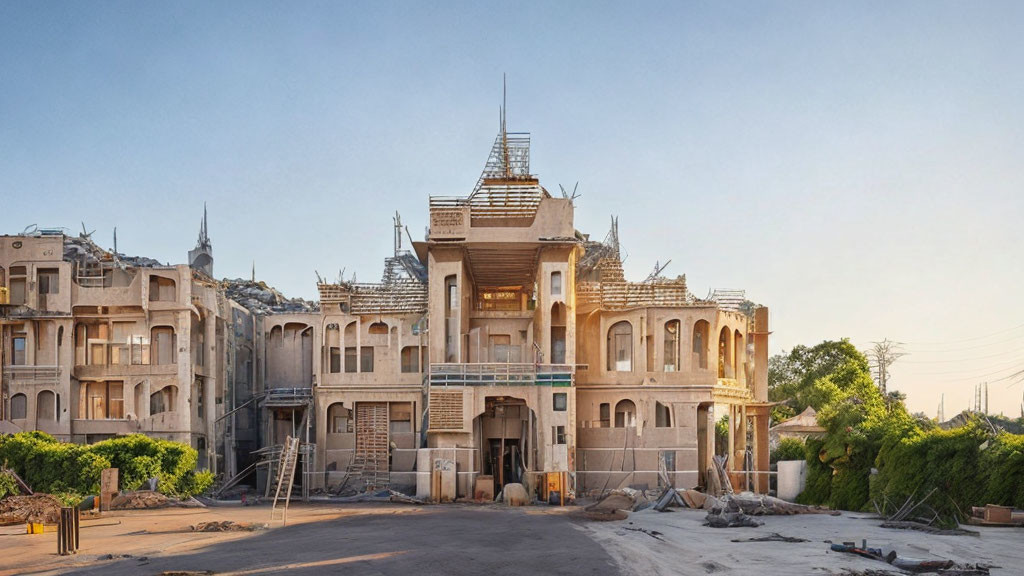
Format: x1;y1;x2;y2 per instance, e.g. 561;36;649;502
585;507;1024;576
2;501;1022;575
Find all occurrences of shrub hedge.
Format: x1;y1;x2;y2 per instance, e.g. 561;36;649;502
871;420;1024;521
0;432;213;498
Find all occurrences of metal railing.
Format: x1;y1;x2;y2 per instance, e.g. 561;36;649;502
263;387;314;407
429;363;574;387
2;365;61;383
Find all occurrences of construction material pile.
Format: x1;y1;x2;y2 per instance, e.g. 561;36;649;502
583;489;640;521
191;521;267;532
710;492;840;516
0;494;61;525
110;490;171;510
222;279;318;314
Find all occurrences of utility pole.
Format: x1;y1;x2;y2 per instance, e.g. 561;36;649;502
866;339;907;396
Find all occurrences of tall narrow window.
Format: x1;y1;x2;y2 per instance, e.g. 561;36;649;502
664;320;680;372
607;321;633;372
330;348;341;373
9;266;26;305
360;347;374;372
599;403;611;428
152;327;176;365
401;346;420;373
345;347;357;373
550;271;562;296
693;320;710;370
444;275;458;362
10;393;27;419
655;402;672;427
12;336;26;365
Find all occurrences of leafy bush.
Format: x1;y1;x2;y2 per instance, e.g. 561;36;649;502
871;419;1024;522
771;437;806;463
0;433;209;497
0;469;18;499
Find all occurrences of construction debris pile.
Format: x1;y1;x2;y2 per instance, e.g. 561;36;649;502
191;521;267;532
110;490;206;510
222;279;318;314
0;494;61;525
63;232;163;268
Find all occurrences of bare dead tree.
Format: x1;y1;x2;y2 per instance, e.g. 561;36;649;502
866;339;907;395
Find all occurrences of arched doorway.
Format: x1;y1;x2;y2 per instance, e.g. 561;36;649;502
475;396;536;495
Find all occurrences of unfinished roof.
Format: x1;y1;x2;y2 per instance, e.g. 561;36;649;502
222;278;318;315
575;217;704;311
429;126;551;226
318;215;428;315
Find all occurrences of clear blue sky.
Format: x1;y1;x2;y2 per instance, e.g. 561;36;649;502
2;1;1023;417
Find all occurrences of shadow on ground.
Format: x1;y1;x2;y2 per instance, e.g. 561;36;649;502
64;506;619;576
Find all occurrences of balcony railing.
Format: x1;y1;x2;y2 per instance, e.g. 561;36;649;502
263;387;314;407
429;363;574;387
2;365;61;383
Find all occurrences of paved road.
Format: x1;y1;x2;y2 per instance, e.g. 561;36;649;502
67;506;620;576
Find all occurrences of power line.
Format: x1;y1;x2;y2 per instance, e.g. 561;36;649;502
899;348;1024;365
897;322;1024;346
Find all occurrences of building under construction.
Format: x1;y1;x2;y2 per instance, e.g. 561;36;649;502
1;115;772;500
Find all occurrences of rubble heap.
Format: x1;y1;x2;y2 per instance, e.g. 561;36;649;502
222;278;318;314
0;494;61;525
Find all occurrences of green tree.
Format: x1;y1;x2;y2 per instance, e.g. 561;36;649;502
768;339;868;422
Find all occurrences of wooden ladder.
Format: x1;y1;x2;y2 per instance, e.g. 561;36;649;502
270;436;300;525
353;403;390;491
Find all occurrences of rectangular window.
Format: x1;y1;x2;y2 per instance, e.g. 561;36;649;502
655;402;672;427
551;326;566;364
330;347;341;373
553;392;567;411
551;271;562;296
12;336;26;365
37;268;59;294
345;347;357;373
86;381;124;419
360;347;374;372
599;403;610;428
552;425;566;445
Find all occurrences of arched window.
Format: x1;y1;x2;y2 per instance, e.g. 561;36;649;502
718;327;732;379
10;393;27;419
550;271;562;296
150;385;177;415
37;390;56;421
401;346;422;373
607;321;633;372
151;327;176;365
664;320;680;372
693;320;709;370
368;322;388;335
327;403;352;434
734;330;744;382
614;399;637;428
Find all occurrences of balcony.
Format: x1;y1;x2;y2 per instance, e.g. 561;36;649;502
429;363;574;387
3;365;61;385
263;387;314;408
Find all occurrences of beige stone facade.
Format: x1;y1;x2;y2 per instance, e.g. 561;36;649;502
2;121;771;500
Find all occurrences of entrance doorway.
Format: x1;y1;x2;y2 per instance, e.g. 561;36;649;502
476;397;533;495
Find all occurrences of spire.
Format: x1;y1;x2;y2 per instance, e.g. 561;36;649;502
189;203;214;276
197;202;211;250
